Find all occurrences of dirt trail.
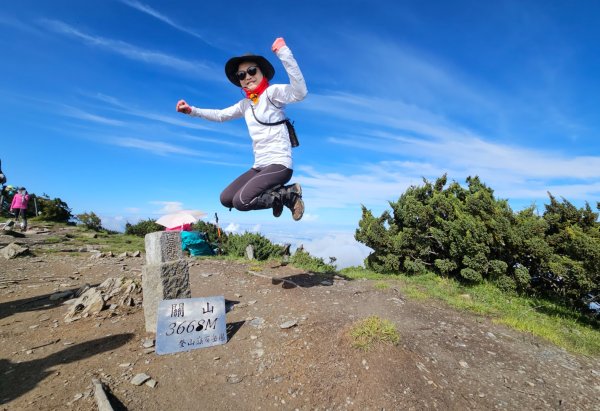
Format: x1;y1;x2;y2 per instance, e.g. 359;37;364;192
1;228;599;410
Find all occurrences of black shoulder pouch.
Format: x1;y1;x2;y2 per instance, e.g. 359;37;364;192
285;120;299;148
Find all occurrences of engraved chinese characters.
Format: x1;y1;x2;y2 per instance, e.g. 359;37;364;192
156;297;227;354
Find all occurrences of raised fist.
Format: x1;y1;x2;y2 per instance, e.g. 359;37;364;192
272;37;286;53
176;99;191;114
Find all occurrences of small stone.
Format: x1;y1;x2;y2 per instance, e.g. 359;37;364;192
234;293;242;298
227;374;243;384
249;317;265;328
131;373;151;386
119;363;132;368
279;320;297;329
459;361;469;368
145;379;158;388
142;339;155;348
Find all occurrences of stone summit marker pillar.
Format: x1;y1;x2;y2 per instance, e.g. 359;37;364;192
142;231;191;332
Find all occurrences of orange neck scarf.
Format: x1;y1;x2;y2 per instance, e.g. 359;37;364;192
243;77;269;104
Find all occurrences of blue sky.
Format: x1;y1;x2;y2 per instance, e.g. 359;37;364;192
1;1;599;268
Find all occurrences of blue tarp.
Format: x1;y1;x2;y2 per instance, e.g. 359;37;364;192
180;231;215;256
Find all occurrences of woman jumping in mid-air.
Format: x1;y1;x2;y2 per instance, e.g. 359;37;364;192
177;37;307;221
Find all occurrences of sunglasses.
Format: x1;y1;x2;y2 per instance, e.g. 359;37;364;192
236;66;259;81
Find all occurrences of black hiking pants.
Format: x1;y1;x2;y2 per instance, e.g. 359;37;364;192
220;164;292;211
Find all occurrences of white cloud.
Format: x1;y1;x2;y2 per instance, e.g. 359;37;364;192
60;105;124;126
119;0;216;47
225;222;240;233
151;201;183;214
39;19;221;80
300;213;319;222
100;214;127;232
82;93;248;141
0;14;42;35
301;232;372;270
298;89;600;205
296;165;421;209
110;137;209;157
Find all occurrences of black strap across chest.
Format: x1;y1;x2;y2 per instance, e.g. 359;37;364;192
249;93;287;126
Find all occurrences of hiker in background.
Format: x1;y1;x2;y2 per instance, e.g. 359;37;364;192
176;37;307;221
10;187;29;231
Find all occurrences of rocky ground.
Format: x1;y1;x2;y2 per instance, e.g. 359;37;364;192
1;225;599;410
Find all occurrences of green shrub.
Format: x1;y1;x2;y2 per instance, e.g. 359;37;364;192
223;232;284;261
460;267;483;283
355;174;600;314
36;195;72;222
488;260;508;280
290;249;336;273
76;212;102;231
125;219;164;237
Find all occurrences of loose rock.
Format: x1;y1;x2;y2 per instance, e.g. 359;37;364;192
279;320;298;329
130;373;151;386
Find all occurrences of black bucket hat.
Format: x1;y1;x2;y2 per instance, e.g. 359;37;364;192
225;54;275;87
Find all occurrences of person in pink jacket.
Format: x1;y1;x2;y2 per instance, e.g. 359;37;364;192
10;187;29;231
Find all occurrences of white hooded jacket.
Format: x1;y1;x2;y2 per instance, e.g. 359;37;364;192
190;46;307;169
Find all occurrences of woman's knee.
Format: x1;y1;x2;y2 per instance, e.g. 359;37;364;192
231;196;250;211
220;192;234;208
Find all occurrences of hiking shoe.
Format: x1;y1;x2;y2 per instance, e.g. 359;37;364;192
286;183;302;198
290;196;304;221
281;183;304;221
272;198;283;218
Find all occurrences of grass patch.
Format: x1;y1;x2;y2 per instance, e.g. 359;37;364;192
373;281;390;290
43;236;64;244
349;316;400;351
342;268;600;356
69;231;145;254
340;266;400;281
